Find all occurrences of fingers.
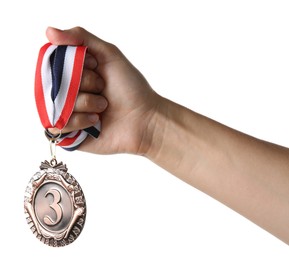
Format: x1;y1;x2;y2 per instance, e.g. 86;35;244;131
82;51;104;93
81;69;104;93
48;112;100;135
84;53;98;70
74;93;108;113
48;92;107;135
46;26;122;64
45;27;109;136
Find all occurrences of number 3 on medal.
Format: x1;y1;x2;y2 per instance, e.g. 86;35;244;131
44;189;63;226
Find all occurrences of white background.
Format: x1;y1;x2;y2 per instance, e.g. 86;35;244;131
0;0;289;258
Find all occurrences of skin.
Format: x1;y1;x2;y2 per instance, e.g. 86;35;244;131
47;26;289;245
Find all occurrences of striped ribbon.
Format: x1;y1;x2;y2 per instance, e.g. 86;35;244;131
35;43;100;151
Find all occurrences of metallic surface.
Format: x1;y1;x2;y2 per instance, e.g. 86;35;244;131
24;160;86;247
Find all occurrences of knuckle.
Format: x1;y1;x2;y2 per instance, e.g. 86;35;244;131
82;94;93;109
105;42;122;57
73;26;85;34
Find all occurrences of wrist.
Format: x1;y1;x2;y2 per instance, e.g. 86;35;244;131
141;97;197;176
136;94;167;157
139;95;169;158
142;97;206;184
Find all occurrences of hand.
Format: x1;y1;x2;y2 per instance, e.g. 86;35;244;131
46;26;162;155
46;27;289;246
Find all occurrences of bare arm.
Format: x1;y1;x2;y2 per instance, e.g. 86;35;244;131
144;97;289;244
46;26;289;245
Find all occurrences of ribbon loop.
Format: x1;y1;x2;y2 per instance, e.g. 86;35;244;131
35;43;100;151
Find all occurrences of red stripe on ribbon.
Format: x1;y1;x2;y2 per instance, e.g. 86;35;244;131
57;130;82;146
35;42;53;129
54;46;87;129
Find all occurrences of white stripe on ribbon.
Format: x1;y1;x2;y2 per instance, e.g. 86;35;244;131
41;44;57;126
53;46;76;126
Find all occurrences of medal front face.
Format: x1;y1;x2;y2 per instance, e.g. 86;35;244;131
24;160;86;247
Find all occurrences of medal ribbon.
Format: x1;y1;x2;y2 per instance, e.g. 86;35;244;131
35;43;100;151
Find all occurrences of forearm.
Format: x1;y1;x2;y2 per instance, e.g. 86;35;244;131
145;96;289;244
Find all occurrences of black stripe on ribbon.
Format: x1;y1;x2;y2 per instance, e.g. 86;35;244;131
50;45;67;101
84;126;100;138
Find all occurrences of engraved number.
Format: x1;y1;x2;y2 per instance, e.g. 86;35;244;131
44;189;63;226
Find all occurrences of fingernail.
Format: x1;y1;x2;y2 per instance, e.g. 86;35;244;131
88;113;99;123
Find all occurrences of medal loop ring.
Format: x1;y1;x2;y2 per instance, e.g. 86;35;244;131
44;129;62;160
44;129;62;142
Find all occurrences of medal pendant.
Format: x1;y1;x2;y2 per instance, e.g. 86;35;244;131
24;159;86;247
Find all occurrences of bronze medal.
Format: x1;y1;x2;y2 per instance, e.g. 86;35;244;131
24;158;86;247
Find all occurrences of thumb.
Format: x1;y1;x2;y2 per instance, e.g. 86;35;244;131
46;26;121;64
